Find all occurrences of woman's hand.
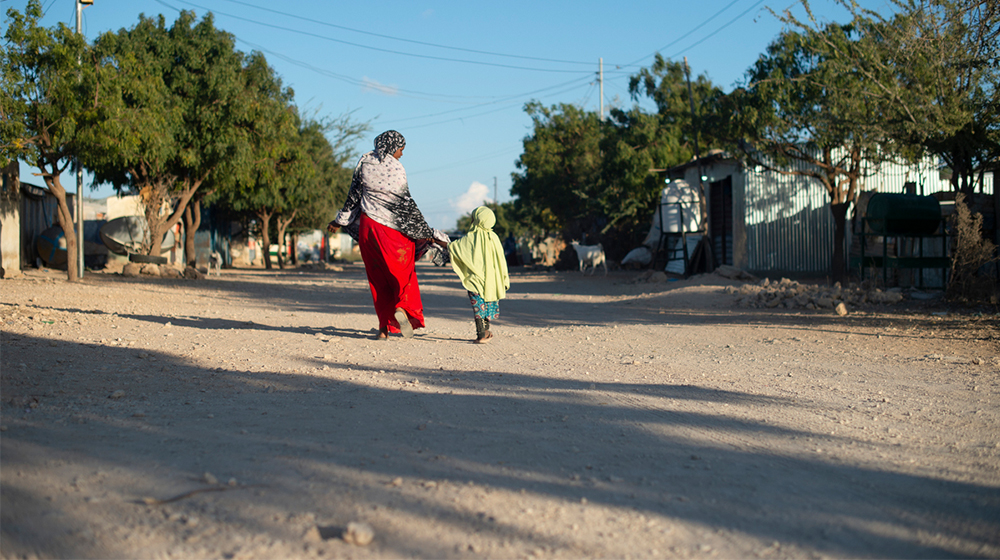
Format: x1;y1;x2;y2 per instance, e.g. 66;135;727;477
432;237;449;248
326;222;340;234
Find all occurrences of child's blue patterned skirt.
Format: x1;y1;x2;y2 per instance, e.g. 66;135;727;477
468;291;499;321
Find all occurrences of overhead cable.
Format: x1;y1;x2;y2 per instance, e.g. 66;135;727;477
157;0;592;73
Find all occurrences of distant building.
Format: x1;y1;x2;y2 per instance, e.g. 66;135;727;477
667;151;995;281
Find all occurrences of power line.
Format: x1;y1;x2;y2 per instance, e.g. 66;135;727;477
408;146;522;176
390;76;594;124
236;37;513;103
157;0;592;73
235;34;596;124
623;0;743;68
666;0;768;60
401;78;595;130
214;0;595;67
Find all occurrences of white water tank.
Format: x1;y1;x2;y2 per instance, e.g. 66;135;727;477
659;179;701;233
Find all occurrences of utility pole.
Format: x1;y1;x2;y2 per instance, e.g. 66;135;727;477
598;58;604;122
75;0;90;277
683;57;706;223
493;177;497;207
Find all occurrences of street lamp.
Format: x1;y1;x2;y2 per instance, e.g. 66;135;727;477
75;0;91;276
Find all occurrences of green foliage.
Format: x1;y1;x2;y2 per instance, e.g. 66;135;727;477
288;112;370;233
832;0;1000;194
1;0;100;281
719;18;895;281
628;55;724;155
83;11;293;254
510;59;723;258
511;102;604;236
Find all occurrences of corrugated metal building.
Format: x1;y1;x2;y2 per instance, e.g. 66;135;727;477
668;151;995;278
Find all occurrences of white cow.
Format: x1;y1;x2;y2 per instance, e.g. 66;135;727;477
570;242;607;275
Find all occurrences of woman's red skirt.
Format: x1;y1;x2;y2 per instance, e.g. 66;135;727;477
358;213;425;333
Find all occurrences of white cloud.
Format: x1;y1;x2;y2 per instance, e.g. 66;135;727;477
362;77;398;96
451;181;491;215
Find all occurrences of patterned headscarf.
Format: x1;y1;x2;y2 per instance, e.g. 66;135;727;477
374;130;406;161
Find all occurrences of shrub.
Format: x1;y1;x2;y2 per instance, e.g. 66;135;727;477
947;193;999;303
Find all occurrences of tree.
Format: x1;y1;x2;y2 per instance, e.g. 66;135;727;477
511;59;724;259
286;112;369;262
721;21;891;282
85;11;278;258
820;0;1000;195
511;101;605;238
1;0;104;281
628;56;726;227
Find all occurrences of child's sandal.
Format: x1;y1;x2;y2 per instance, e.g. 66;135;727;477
474;331;493;344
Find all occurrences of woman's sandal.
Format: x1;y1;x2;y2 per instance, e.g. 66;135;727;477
394;308;413;339
474;330;493;344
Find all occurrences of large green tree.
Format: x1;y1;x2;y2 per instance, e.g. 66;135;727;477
1;0;106;281
85;11;282;258
511;58;723;257
720;21;891;282
287;112;369;261
806;0;1000;195
511;101;605;238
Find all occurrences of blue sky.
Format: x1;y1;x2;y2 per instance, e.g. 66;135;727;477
7;0;890;230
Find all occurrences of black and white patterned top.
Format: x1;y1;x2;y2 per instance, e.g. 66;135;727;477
332;150;435;244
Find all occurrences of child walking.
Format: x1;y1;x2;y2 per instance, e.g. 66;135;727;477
449;206;510;343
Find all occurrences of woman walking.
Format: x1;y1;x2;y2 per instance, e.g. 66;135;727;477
327;130;445;340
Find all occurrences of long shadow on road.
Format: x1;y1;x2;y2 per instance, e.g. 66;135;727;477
2;331;996;558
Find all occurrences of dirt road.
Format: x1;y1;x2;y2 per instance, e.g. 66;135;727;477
2;263;998;559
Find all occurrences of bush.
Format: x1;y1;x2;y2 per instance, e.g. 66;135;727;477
947;193;999;303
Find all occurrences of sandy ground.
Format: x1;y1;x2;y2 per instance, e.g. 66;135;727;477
1;262;999;560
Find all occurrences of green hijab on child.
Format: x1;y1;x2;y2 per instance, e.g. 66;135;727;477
450;206;510;302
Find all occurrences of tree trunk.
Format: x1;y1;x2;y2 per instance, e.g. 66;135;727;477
275;228;285;270
45;177;79;282
257;210;273;270
274;210;298;270
141;178;201;257
830;202;850;285
183;198;202;268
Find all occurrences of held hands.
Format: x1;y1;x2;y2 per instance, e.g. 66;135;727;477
326;222;340;234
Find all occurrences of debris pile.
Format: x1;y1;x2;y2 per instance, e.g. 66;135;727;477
725;277;907;312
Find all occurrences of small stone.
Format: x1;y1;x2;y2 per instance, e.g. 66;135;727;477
342;522;375;546
304;526;321;542
389;477;403;487
835;302;848;316
203;472;218;485
108;390;125;400
228;478;238;486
